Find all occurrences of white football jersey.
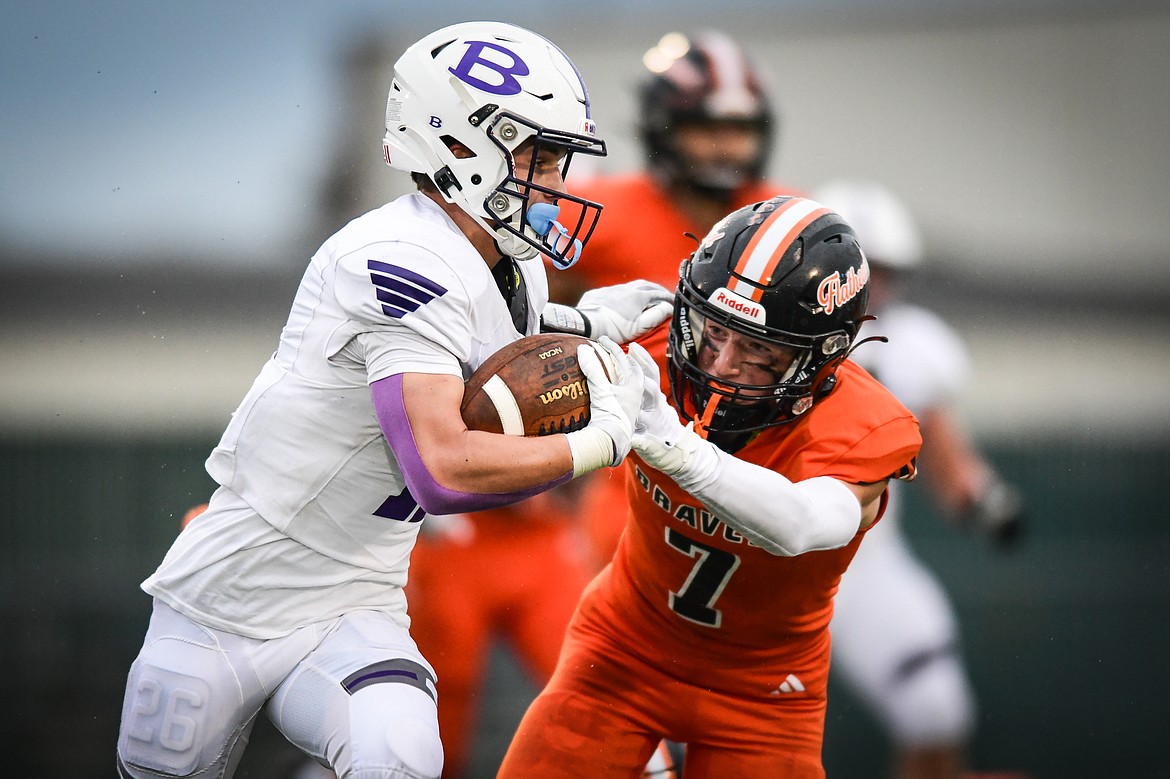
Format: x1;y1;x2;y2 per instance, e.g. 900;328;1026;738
831;303;979;743
851;302;969;418
848;300;970;536
144;192;548;638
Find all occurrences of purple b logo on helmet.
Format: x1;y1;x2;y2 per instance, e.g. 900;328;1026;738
448;41;530;95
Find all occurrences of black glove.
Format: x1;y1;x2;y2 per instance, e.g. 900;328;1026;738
959;479;1026;549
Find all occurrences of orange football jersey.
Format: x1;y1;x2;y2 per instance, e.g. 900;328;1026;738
574;325;921;700
565;173;798;291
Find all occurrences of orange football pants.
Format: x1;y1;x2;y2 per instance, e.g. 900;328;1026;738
497;607;827;779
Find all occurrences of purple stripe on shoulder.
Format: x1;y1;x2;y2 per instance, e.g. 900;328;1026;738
367;260;447;296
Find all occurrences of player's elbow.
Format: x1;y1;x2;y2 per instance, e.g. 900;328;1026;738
753;522;838;557
413;491;478;517
400;466;496;516
402;452;490;515
756;478;863;556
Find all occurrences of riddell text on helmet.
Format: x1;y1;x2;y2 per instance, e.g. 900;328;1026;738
711;287;766;324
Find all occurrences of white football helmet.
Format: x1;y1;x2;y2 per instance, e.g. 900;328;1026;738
383;22;607;266
813;179;924;270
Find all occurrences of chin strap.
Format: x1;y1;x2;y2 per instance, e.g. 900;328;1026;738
478;201;583;266
692;394;720;441
692;381;734;440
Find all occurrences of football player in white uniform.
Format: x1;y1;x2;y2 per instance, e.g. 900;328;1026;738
115;22;671;779
816;180;1025;779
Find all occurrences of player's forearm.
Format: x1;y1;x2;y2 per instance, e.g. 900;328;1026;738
373;373;575;514
540;281;673;344
428;429;576;493
664;432;863;556
404;433;575;515
918;406;991;515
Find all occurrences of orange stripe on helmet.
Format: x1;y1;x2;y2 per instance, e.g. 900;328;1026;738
729;198;832;302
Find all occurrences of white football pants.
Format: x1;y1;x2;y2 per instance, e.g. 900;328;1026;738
830;514;977;746
117;600;442;779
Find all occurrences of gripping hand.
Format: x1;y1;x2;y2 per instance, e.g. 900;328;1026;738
565;337;644;477
627;342;711;478
577;280;674;344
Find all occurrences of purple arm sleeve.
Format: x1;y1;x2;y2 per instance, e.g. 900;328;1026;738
371;374;572;515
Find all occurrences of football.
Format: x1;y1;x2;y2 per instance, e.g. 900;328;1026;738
461;333;614;436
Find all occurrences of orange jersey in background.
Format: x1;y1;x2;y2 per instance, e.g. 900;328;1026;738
180;503;209;529
405;489;593;778
564;173;798;291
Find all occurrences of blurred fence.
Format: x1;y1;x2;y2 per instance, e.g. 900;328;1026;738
3;434;1168;778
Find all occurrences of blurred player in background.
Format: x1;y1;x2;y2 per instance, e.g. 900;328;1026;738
115;21;670;779
815;179;1026;779
405;497;682;779
180;503;208;530
529;32;798;775
499;196;922;778
555;30;801;567
550;29;799;305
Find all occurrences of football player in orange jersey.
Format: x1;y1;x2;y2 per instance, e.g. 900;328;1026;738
549;30;801;306
553;26;805;586
498;196;921;779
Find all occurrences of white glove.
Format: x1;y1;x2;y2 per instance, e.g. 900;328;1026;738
627;343;860;557
576;280;674;344
565;336;644;477
627;342;718;481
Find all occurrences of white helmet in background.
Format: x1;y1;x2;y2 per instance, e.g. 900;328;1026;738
383;22;607;265
813;180;924;271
